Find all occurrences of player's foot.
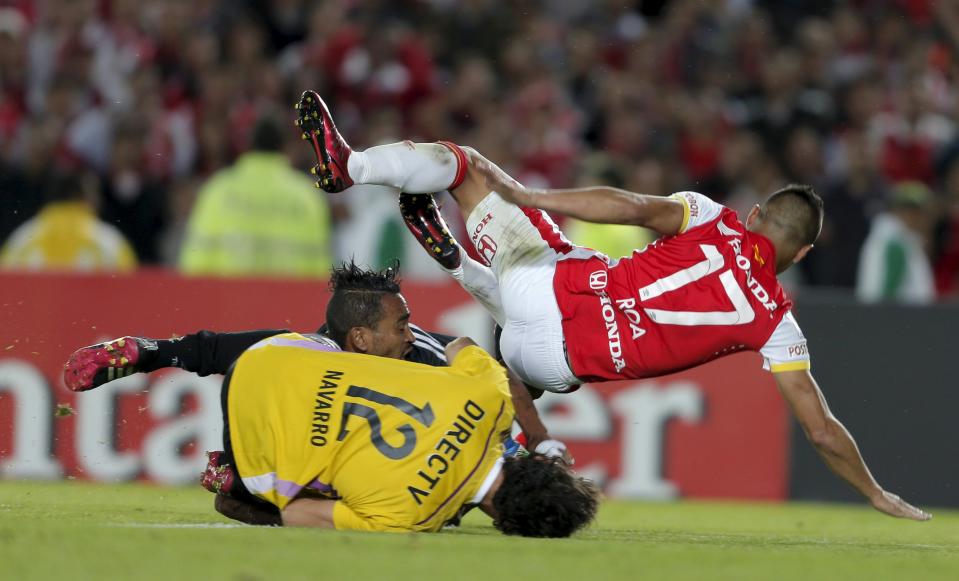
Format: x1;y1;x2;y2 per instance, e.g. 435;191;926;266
63;336;155;392
399;193;462;270
201;451;236;496
295;90;354;193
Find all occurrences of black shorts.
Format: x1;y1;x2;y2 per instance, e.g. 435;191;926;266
220;364;267;507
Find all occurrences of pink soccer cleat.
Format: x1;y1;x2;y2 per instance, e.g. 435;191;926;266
201;451;236;496
295;90;354;193
62;336;153;392
399;193;462;270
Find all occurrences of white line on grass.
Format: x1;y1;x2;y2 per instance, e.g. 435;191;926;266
113;523;250;529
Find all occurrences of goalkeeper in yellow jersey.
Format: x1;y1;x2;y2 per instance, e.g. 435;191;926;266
209;331;598;536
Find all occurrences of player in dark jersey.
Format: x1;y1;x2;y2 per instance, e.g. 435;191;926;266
296;91;930;522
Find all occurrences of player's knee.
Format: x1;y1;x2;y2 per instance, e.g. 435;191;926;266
537;382;581;395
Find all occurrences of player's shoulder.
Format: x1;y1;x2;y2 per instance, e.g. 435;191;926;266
409;324;453;361
759;310;810;373
668;191;730;234
449;345;509;392
243;332;343;357
450;344;499;370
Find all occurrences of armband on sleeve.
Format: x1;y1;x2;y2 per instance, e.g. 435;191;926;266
669;191;725;233
759;312;811;373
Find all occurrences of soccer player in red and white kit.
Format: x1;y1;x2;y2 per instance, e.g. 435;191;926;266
296;90;930;522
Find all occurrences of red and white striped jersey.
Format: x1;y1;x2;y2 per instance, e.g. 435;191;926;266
553;192;810;383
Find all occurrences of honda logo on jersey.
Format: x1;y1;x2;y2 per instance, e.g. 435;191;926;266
475;234;498;266
471;213;493;242
589;270;608;291
598;292;627;373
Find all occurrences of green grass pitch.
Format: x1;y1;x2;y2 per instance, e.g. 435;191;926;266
1;481;956;580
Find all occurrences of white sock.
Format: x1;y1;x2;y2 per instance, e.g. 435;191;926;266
447;249;506;327
347;142;459;193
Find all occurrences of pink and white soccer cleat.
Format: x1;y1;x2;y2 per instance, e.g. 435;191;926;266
399;193;462;271
295;90;354;193
62;336;153;392
201;451;236;496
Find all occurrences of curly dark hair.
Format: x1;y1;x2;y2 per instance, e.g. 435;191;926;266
492;455;600;538
325;259;402;346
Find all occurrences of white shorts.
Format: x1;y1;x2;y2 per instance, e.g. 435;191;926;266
465;193;580;392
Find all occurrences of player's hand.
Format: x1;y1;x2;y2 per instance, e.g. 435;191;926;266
870;490;932;521
532;438;574;466
474;158;533;207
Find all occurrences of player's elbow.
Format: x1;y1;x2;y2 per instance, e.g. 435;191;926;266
805;418;840;453
619;193;681;234
807;428;833;450
445;336;477;361
620;193;655;226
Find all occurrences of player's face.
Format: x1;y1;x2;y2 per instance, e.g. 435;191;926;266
368;293;415;360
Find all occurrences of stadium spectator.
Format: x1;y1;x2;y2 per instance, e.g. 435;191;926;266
98;118;169;264
0;7;28;146
298;95;931;521
178;112;331;277
933;154;959;297
856;181;936;304
869;79;955;187
1;171;137;272
0;116;57;244
813;129;888;288
0;0;956;296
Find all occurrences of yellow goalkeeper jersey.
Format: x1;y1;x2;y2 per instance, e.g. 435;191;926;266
227;333;513;532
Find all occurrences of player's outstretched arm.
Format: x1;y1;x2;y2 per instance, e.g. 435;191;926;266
773;369;931;521
280;497;337;528
473;157;685;236
506;369;573;465
445;337;572;464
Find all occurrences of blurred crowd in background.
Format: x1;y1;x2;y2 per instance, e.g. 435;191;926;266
2;0;959;303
